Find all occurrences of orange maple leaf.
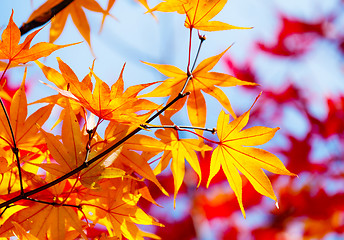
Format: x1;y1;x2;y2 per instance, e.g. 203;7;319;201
39;59;159;125
141;47;256;132
0;180;86;240
0;73;53;151
36;101;124;188
26;0;108;49
82;180;163;240
0;11;74;65
207;95;296;218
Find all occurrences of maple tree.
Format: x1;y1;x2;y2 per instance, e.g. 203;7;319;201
0;0;300;239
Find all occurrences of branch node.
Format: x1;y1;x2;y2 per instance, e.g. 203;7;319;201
184;91;191;97
12;147;19;155
199;34;206;41
83;161;90;168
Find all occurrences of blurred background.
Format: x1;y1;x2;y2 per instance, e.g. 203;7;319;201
1;0;344;239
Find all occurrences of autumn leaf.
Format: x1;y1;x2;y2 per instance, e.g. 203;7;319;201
115;149;169;196
141;46;256;131
0;182;86;240
38;59;159;125
11;221;39;240
0;11;75;65
207;95;296;218
0;73;53;151
26;0;108;49
150;0;190;14
151;115;212;206
36;100;124;188
151;0;250;31
184;0;251;31
83;181;163;240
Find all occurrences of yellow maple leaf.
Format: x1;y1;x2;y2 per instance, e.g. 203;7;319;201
152;115;212;206
207;95;296;218
151;0;250;31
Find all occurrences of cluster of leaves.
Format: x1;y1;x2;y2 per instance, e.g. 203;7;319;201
143;3;344;239
1;0;295;239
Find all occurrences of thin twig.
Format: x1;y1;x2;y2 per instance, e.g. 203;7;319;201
0;61;24;195
180;33;206;93
26;197;81;209
176;128;219;144
180;74;192;95
143;124;216;134
186;28;193;76
190;33;206;73
0;206;9;218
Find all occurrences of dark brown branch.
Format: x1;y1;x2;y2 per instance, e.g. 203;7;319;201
19;0;75;36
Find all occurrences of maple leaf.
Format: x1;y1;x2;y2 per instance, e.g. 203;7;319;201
150;0;190;14
39;59;159;125
184;0;251;31
36;100;125;188
207;95;296;218
151;0;250;31
33;58;88;127
0;73;53;151
0;11;74;65
151;115;212;205
0;171;86;240
114;149;169;196
141;47;256;131
26;0;108;49
82;180;163;240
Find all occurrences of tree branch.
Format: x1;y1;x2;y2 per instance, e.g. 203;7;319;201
19;0;75;36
